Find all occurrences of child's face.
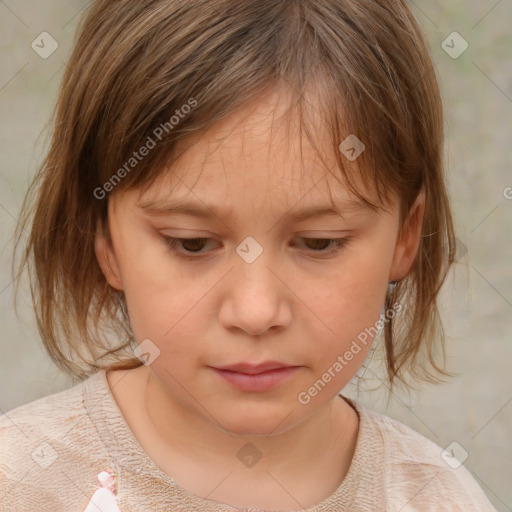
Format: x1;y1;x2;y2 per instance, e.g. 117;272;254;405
96;90;423;435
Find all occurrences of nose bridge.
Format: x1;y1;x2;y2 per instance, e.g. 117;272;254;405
219;238;291;335
232;239;278;299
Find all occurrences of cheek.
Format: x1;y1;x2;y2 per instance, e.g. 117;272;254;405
122;267;210;381
306;250;392;365
124;276;204;343
115;235;205;345
316;256;389;327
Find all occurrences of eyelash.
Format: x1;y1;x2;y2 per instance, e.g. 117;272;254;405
162;236;351;259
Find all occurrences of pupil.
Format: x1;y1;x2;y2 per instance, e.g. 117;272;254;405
183;238;206;252
306;238;329;250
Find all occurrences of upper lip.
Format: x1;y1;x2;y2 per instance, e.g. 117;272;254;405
212;361;297;374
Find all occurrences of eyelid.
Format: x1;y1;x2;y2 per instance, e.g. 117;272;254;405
295;236;351;254
161;236;221;260
161;235;352;259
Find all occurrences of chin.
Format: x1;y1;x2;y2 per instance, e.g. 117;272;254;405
213;402;301;437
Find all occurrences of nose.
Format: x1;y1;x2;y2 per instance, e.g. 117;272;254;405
219;252;292;336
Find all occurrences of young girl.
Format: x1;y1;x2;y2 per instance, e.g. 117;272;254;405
0;0;498;510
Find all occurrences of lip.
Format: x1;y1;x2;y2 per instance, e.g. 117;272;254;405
213;361;294;374
210;365;301;392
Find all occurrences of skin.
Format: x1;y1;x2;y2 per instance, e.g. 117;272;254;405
95;88;424;510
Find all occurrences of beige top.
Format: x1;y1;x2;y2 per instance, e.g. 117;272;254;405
0;370;496;511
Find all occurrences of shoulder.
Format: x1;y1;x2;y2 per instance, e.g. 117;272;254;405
0;372;93;434
0;375;88;460
0;371;111;509
349;398;497;511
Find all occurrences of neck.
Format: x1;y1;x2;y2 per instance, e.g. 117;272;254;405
144;366;359;508
108;365;359;510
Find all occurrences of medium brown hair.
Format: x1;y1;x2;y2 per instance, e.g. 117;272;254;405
13;0;456;391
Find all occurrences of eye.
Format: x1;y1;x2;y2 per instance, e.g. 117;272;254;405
162;236;216;256
161;235;351;260
295;237;351;254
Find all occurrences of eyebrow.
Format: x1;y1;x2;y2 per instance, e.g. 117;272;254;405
137;197;376;221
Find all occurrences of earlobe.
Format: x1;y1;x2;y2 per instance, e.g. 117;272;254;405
94;218;124;291
389;191;425;283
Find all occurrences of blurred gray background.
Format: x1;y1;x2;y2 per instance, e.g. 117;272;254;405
0;1;510;510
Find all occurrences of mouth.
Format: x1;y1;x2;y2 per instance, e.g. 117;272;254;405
209;362;301;392
212;361;297;374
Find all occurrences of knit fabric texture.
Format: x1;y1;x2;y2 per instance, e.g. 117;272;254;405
0;370;497;511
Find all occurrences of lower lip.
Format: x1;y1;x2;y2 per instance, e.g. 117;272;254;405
211;367;300;392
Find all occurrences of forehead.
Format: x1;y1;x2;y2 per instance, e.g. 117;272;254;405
133;88;379;212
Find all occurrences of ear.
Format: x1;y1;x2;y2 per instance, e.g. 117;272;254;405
389;190;425;282
94;218;124;291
